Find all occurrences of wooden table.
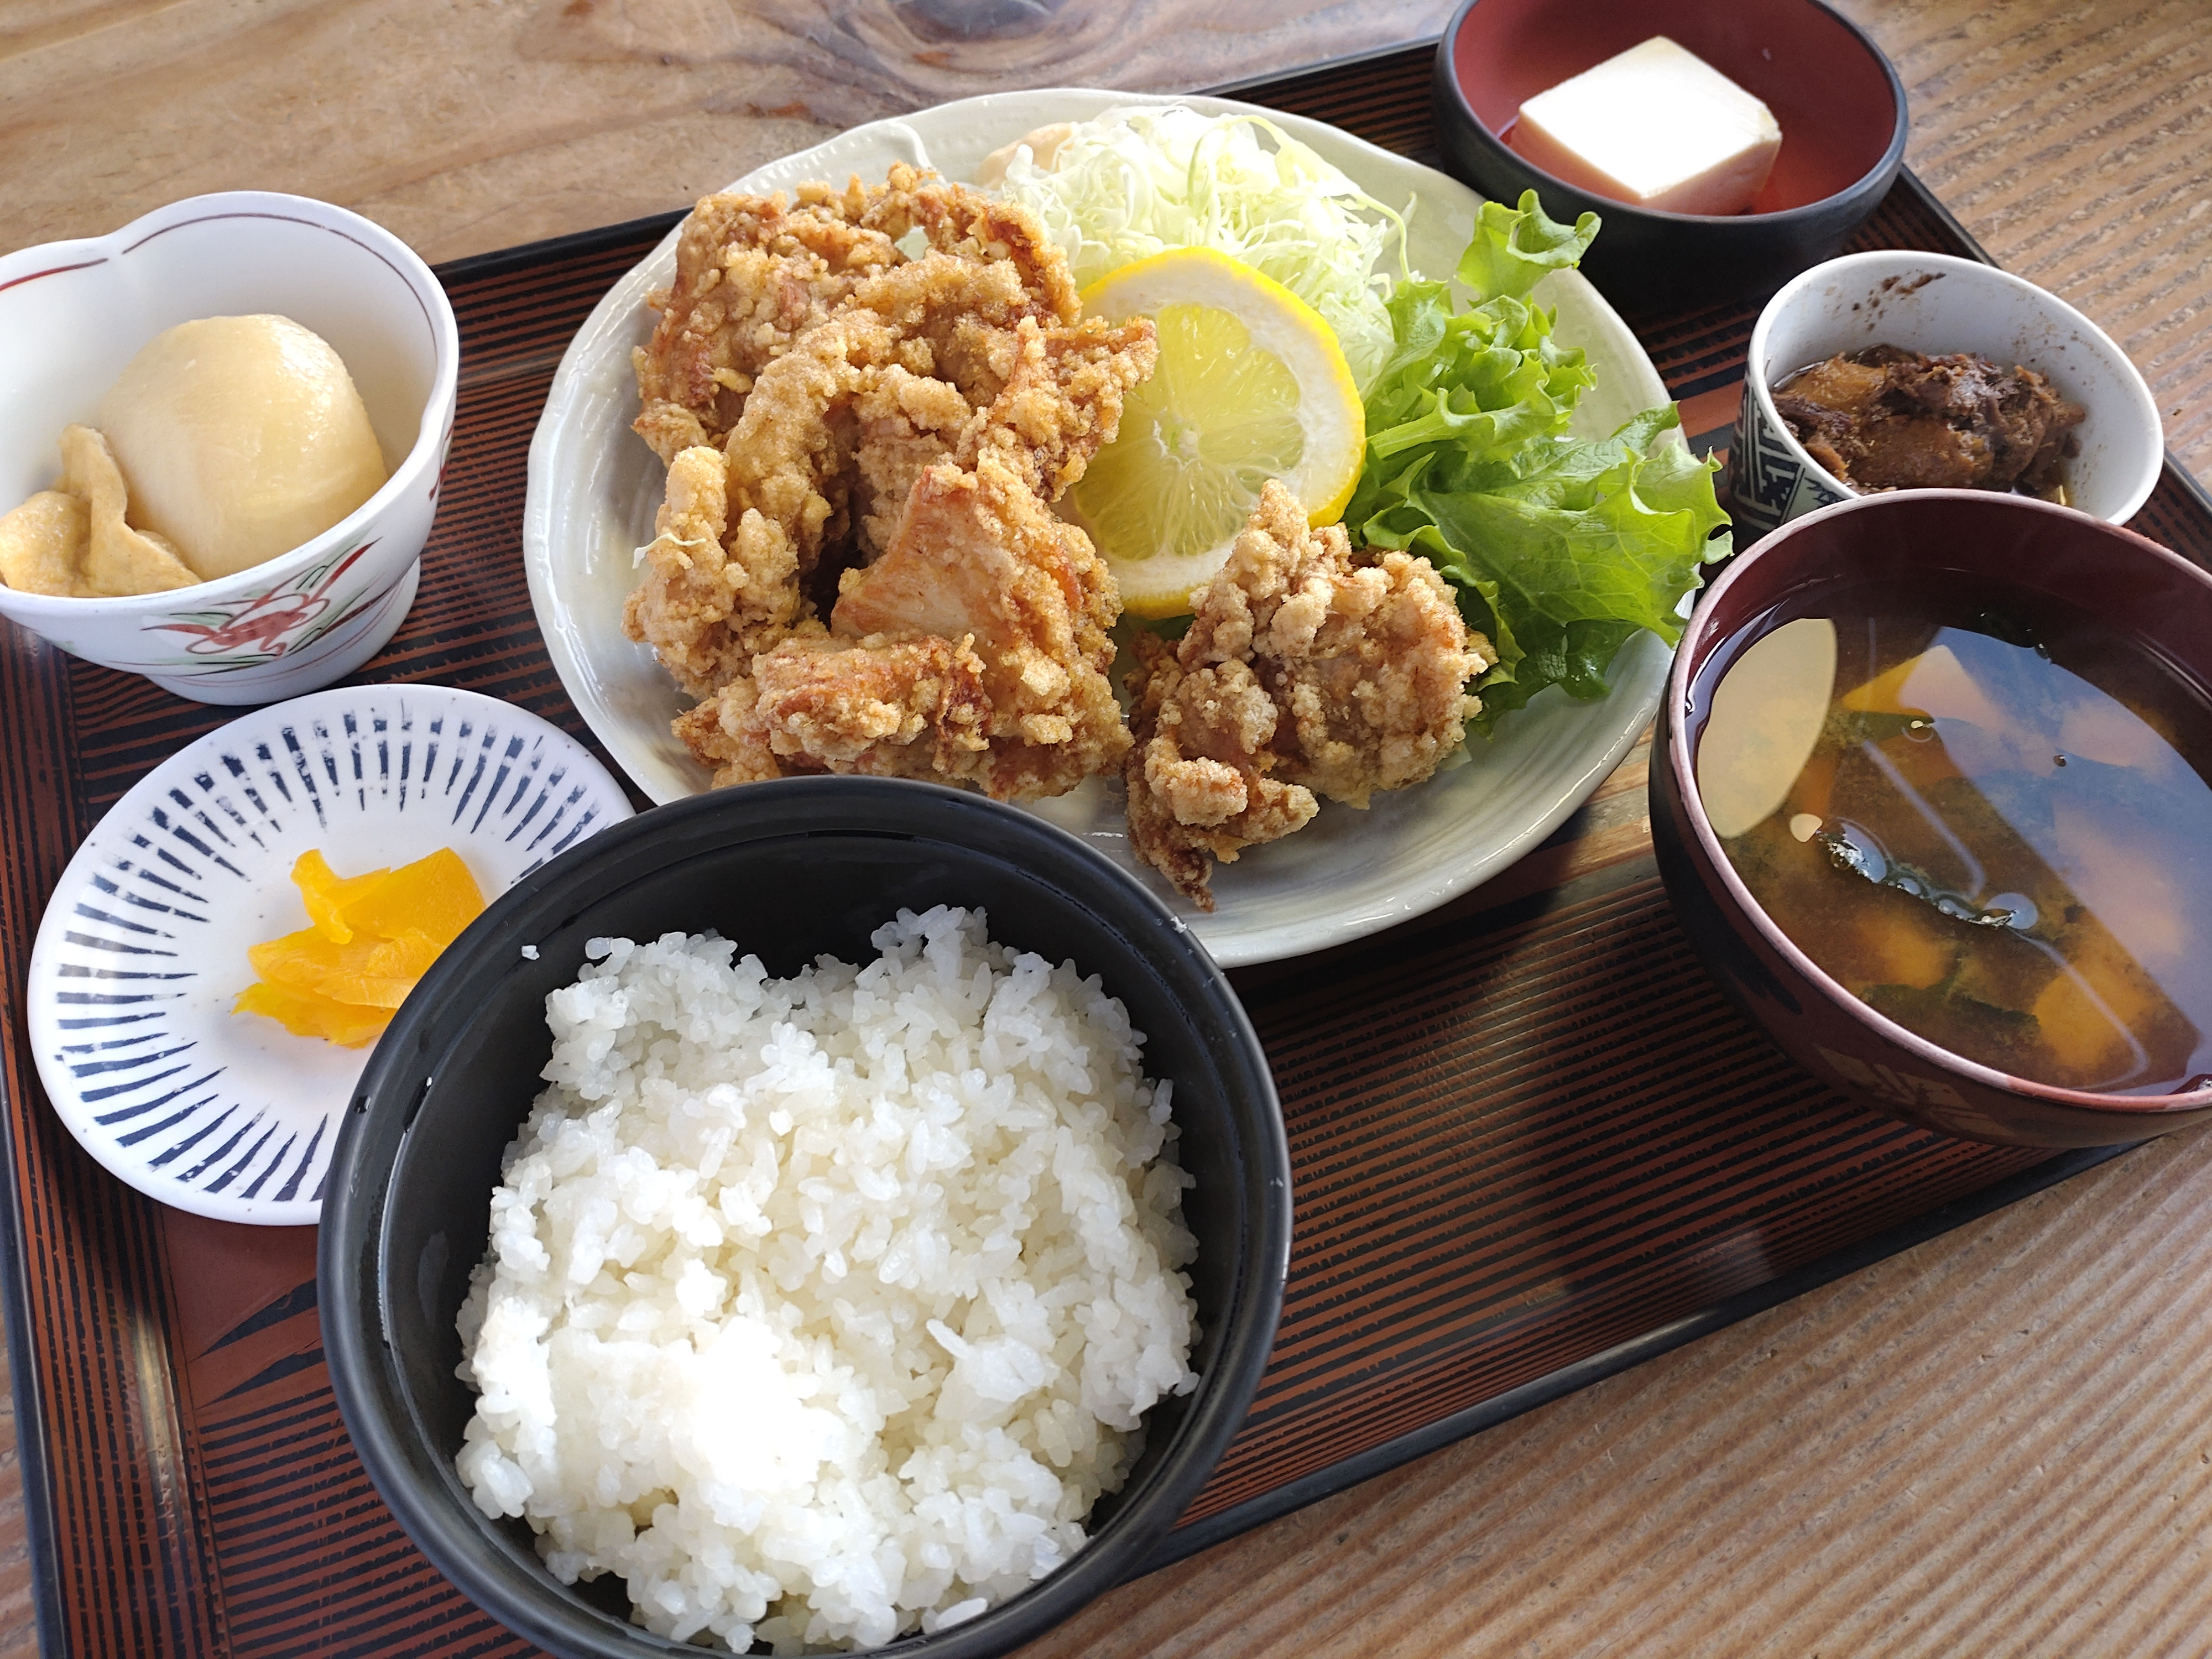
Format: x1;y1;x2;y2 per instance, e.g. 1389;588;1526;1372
2;2;2209;1654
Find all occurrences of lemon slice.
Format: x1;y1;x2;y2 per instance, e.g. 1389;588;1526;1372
1071;248;1365;618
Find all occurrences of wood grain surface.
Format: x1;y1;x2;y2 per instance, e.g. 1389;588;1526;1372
1;3;2209;1657
1849;0;2212;498
0;0;2205;493
1025;1126;2212;1659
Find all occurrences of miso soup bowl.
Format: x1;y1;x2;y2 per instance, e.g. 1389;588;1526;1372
0;191;458;703
321;779;1291;1659
1651;489;2212;1147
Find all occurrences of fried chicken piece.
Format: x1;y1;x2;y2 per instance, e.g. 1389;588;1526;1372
632;179;901;465
968;318;1162;508
676;455;1130;798
670;672;782;785
624;260;1154;707
625;163;1155;805
1123;633;1319;910
835;455;1128;795
858;165;1079;327
621;444;813;700
677;629;992;784
1124;482;1492;907
624;300;947;698
1186;483;1493;806
844;269;1156;548
631;164;1080;465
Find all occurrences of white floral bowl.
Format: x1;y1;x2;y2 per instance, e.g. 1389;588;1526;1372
1730;249;2163;538
0;192;459;703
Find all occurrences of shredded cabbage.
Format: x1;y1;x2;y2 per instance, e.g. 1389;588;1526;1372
993;106;1408;392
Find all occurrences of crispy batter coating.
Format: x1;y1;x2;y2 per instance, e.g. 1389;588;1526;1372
1183;482;1494;807
675;455;1129;799
1123;482;1493;907
625;289;1152;701
632;179;900;465
1122;633;1319;911
833;455;1128;797
844;283;1159;551
623;167;1155;801
677;628;993;782
631;164;1080;465
669;673;784;786
620;444;811;701
858;165;1082;324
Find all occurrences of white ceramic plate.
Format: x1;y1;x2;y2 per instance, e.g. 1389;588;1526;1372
27;685;634;1225
524;88;1674;966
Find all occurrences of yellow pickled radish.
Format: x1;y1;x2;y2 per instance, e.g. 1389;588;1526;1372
232;980;394;1049
293;848;392;944
247;926;446;1009
233;847;487;1044
340;848;483;946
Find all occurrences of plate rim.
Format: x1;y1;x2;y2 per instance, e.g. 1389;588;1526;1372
522;88;1674;966
26;682;637;1226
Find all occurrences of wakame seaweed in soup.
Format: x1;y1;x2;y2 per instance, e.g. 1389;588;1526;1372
1692;576;2212;1095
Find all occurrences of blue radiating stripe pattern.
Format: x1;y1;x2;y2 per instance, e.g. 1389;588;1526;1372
36;690;628;1220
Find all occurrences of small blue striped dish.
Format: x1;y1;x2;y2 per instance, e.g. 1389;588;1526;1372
27;685;635;1225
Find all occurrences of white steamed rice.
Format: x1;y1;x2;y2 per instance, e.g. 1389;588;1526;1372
454;906;1200;1652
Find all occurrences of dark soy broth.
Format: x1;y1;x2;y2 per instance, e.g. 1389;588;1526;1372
1691;573;2212;1095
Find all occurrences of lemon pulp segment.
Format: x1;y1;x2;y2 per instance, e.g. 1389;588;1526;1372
1073;304;1303;561
1071;249;1364;618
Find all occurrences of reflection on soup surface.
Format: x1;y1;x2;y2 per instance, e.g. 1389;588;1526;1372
1694;581;2212;1095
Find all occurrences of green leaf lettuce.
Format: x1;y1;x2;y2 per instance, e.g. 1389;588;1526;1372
1346;192;1731;731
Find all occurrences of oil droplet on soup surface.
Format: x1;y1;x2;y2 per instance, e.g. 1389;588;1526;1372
1694;587;2212;1094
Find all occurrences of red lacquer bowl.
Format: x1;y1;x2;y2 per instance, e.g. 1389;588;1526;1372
1650;490;2212;1146
1432;0;1907;310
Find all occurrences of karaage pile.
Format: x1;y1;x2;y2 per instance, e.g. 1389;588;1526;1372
624;164;1153;800
622;164;1491;906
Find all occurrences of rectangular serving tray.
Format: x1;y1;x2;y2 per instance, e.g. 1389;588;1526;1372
4;40;2210;1658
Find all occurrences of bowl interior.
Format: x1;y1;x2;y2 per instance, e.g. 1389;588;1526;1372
1447;0;1898;213
0;203;442;505
333;784;1284;1655
1687;494;2212;764
1677;492;2212;1104
1751;254;2164;522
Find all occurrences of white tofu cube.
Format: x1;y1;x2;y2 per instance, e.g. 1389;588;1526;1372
1512;36;1783;217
